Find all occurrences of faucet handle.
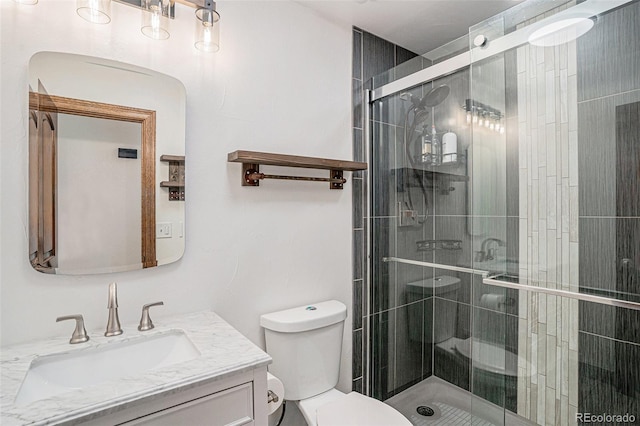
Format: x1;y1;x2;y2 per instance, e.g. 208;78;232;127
138;301;164;331
56;314;90;344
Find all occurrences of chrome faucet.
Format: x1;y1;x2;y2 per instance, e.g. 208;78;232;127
105;282;123;337
57;314;90;344
475;238;505;262
138;301;164;331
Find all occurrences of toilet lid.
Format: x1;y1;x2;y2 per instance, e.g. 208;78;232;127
316;392;411;426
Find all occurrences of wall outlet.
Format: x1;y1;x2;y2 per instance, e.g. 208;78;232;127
156;222;172;238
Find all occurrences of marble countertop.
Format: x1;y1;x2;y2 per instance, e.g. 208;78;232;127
0;311;271;425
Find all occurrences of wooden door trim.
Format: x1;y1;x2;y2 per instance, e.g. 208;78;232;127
32;92;157;268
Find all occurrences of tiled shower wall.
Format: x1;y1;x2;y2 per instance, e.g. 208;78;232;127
575;1;640;420
514;9;580;424
512;1;640;424
351;27;420;394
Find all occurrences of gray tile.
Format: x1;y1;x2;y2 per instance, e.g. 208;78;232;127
353;279;363;330
578;90;640;217
353;328;363;381
353;128;364;163
577;1;640;102
394;53;422;81
371;310;396;400
434;299;471;391
578;332;640;417
504;49;519;120
353;229;364;281
578;218;617;294
371;218;397;313
422;298;434;378
363;30;395;86
579;300;640;346
352;177;363;230
616;101;640;217
434;215;473;269
353;79;364;130
352;29;362;80
506;117;520;218
394;303;424;392
371;122;395;217
616;218;640;298
472;306;517;353
506;217;519;276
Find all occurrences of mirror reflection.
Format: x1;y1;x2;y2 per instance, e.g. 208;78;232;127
28;52;186;275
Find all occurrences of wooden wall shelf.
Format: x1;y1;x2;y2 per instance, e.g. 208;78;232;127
160;155;185;201
228;150;368;190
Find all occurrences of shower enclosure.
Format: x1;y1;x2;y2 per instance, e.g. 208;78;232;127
356;0;640;424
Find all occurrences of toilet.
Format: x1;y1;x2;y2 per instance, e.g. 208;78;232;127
406;275;461;343
260;300;411;426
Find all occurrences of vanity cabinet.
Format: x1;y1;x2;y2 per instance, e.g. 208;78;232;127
80;368;267;426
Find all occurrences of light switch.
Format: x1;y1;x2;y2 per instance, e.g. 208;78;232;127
157;222;172;238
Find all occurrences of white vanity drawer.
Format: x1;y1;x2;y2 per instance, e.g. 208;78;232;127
123;382;254;426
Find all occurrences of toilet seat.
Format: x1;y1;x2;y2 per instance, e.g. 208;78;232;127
308;391;411;426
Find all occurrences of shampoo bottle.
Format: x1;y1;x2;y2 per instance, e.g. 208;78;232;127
442;131;458;163
430;125;441;165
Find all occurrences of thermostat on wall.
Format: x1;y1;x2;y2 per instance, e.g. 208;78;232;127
118;148;138;159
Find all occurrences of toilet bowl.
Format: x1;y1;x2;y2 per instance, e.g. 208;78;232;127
298;388;410;426
260;300;411;426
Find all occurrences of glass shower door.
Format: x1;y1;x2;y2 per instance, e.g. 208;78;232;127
469;0;640;424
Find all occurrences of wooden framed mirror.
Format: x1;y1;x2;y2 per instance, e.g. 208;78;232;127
28;52;186;275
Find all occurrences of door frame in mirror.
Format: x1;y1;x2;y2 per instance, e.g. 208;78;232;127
29;92;158;269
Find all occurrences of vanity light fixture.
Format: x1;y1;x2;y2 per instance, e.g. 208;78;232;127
15;0;220;52
194;0;221;52
462;99;504;133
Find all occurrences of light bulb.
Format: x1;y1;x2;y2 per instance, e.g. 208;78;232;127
142;1;169;40
195;8;220;52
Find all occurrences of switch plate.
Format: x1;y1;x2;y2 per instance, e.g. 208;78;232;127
157;222;172;238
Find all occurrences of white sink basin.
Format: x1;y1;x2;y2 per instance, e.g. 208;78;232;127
15;330;200;405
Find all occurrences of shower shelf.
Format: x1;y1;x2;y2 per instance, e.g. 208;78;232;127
228;150;368;190
394;167;467;193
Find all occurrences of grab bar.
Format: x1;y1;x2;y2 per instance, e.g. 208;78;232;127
381;256;640;311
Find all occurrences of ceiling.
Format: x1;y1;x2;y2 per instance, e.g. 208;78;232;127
297;0;524;55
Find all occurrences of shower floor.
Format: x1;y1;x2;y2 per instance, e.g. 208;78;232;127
385;376;535;426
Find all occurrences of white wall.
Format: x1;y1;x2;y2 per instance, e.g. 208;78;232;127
0;0;353;392
56;116;142;274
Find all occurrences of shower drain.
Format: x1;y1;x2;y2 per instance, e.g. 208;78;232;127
416;406;435;417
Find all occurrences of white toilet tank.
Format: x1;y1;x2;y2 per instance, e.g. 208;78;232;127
260;300;347;401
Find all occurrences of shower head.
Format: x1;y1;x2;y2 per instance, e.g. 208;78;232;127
418;85;450;109
413;109;430;126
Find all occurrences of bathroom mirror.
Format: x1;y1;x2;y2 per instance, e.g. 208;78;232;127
28;52;186;275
